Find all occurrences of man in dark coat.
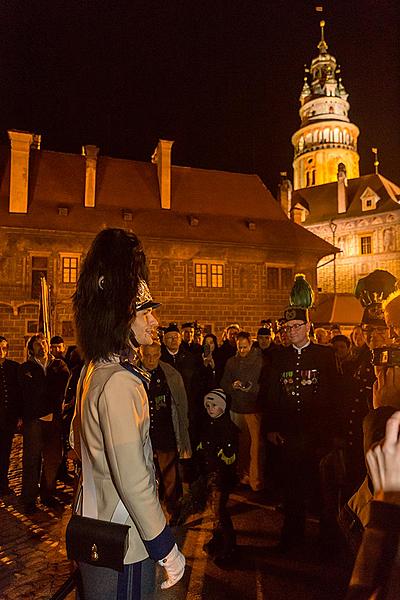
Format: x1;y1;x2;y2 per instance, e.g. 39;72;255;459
0;336;21;496
161;323;202;447
19;333;70;513
217;324;240;376
266;304;337;550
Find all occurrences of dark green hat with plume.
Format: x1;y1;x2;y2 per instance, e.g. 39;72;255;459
283;273;314;323
355;269;397;326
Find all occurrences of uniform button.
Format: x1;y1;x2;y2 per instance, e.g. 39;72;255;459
349;420;353;424
351;409;356;413
355;399;359;403
292;392;295;395
349;441;353;446
349;431;353;435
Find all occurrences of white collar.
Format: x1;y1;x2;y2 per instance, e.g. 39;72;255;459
293;340;311;353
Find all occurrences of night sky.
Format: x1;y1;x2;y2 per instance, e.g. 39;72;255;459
0;0;398;196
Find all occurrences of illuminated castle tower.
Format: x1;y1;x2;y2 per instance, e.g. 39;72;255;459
292;21;360;190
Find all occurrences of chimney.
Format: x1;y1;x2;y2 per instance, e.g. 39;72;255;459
7;130;35;213
291;205;304;224
278;171;292;218
337;162;348;214
151;139;174;209
82;145;99;208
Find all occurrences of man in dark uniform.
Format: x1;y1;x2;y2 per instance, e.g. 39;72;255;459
0;336;21;496
343;271;397;496
266;300;337;551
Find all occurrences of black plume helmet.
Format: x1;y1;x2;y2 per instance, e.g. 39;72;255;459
354;269;397;326
73;228;150;361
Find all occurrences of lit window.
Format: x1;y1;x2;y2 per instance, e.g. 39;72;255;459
361;236;372;255
211;264;223;288
195;264;208;287
194;263;224;288
62;257;79;283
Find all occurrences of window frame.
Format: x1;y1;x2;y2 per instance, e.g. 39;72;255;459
265;264;294;290
360;235;373;255
60;252;81;285
29;252;51;300
193;260;225;288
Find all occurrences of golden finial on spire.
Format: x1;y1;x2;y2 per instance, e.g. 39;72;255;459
372;147;379;174
318;19;328;53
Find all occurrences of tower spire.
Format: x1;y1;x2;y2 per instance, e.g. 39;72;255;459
318;20;328;54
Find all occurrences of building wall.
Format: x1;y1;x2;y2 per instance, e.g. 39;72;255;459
307;211;400;293
0;228;318;362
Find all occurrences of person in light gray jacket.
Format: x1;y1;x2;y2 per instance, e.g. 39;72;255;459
71;228;185;600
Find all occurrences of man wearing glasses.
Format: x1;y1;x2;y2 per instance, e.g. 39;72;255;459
266;305;337;553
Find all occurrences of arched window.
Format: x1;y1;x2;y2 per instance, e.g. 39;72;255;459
333;128;339;143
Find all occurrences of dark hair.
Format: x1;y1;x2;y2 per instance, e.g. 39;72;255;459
237;331;252;342
73;228;147;362
0;336;7;344
26;333;47;357
203;333;218;352
331;334;350;348
50;335;64;345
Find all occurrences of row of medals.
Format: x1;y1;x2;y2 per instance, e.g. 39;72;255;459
282;370;318;386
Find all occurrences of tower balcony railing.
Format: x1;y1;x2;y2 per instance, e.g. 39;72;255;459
294;141;357;159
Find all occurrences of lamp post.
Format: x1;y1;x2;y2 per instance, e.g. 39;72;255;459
329;219;337;294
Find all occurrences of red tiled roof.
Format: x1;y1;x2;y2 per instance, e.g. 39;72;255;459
0;145;336;257
293;173;400;225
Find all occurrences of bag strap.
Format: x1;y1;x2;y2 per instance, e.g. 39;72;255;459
76;363;130;525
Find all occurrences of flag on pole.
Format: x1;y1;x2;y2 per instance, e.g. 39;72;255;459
38;275;51;345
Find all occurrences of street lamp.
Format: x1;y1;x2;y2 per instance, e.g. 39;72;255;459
329;219;337;294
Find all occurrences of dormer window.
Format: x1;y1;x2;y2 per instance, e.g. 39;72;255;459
360;187;379;211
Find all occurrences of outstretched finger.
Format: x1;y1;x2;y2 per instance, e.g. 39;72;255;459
382;411;400;449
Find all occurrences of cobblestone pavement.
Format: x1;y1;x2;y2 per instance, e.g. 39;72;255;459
1;436;352;600
0;435;75;600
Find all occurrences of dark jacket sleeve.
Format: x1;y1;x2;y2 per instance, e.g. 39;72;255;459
346;500;400;600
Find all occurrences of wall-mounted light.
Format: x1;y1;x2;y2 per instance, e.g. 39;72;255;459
189;216;199;227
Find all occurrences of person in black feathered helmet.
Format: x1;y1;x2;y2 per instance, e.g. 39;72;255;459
71;228;185;599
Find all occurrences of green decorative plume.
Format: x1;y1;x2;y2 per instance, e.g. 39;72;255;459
354;269;397;307
289;273;314;308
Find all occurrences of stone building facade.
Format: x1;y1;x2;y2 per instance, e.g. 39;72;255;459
0;134;334;362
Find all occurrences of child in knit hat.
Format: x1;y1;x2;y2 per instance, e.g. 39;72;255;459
196;388;239;566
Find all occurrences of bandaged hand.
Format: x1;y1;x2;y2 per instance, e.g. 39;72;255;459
158;543;185;590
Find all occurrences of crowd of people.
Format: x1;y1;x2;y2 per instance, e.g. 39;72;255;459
1;230;400;599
